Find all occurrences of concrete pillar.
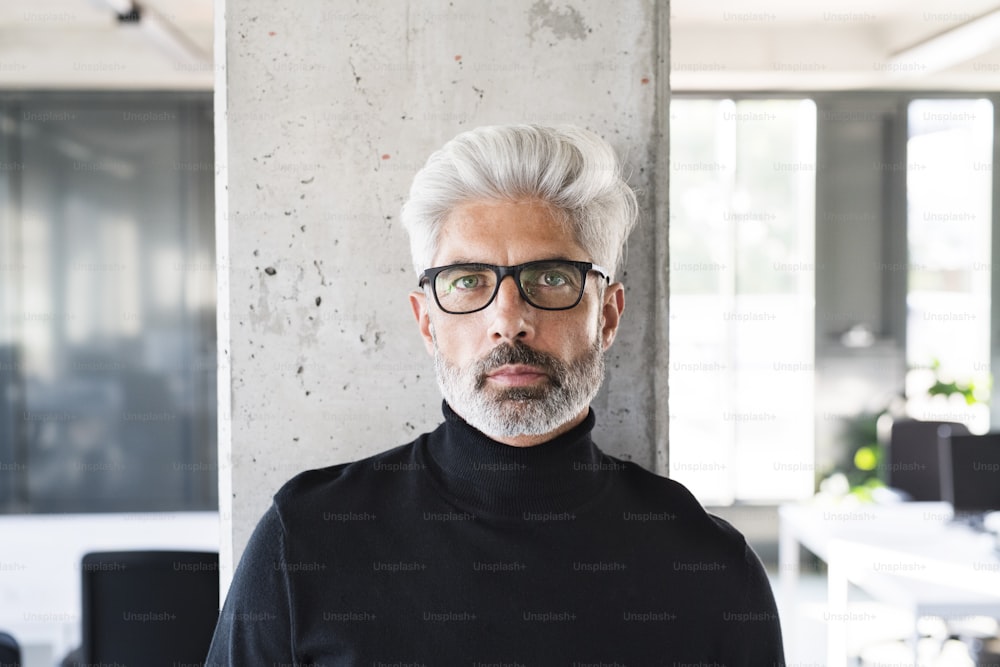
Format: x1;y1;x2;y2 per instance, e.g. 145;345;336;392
215;0;670;584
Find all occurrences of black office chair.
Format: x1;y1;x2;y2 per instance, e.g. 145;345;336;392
939;430;1000;521
76;550;219;667
885;419;970;500
0;631;21;667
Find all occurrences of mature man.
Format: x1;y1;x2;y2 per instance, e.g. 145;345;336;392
206;124;785;665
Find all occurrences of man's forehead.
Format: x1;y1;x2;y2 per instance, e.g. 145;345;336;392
436;198;575;238
434;200;585;265
441;197;565;222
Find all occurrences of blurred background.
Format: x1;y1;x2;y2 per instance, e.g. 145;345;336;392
0;3;218;665
0;0;215;515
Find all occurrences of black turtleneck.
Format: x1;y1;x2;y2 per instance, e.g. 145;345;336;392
207;402;785;666
423;403;608;518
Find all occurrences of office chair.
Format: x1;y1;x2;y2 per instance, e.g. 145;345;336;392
0;630;21;666
79;550;219;667
939;430;1000;522
885;419;969;501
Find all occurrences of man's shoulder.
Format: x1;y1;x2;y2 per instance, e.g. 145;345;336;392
274;438;423;508
610;456;751;547
610;456;709;512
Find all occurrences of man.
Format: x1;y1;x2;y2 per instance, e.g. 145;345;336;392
206;124;785;665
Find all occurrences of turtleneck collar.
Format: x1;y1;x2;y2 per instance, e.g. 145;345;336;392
418;401;612;519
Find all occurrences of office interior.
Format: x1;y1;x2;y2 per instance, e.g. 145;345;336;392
2;1;1000;666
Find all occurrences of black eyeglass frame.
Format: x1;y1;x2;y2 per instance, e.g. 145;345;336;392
418;259;611;315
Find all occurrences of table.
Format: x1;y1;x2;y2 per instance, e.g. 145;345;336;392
779;502;1000;666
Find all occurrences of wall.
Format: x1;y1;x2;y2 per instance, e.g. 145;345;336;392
215;0;670;583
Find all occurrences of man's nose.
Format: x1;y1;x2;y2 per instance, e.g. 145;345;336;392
488;275;533;342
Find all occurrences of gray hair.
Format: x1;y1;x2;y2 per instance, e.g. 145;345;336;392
400;124;639;280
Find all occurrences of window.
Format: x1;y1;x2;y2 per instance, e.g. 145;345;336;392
0;93;216;512
905;98;993;432
669;98;817;504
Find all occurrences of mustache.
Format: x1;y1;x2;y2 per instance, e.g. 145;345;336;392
473;343;566;390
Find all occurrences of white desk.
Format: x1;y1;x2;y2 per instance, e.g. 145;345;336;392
0;512;219;667
779;502;1000;666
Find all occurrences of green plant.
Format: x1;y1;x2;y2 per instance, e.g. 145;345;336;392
926;359;989;405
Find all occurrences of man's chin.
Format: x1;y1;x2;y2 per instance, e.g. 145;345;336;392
484;386;550;402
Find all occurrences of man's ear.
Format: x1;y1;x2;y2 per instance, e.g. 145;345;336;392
600;282;625;350
409;290;436;355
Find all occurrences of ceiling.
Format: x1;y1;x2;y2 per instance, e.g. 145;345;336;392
0;0;212;90
2;1;1000;91
672;0;1000;90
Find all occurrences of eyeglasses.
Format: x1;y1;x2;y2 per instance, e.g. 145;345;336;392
418;259;610;315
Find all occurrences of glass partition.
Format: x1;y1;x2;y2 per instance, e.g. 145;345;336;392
0;94;216;512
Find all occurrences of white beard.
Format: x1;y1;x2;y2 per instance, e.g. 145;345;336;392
432;335;605;439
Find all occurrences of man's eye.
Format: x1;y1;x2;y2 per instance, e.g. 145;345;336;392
452;275;481;290
539;271;569;287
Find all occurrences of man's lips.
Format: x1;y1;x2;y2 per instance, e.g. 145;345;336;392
485;365;549;387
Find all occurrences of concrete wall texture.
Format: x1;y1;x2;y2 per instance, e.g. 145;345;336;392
216;0;670;581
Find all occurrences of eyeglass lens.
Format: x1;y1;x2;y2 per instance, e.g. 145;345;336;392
434;261;585;313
